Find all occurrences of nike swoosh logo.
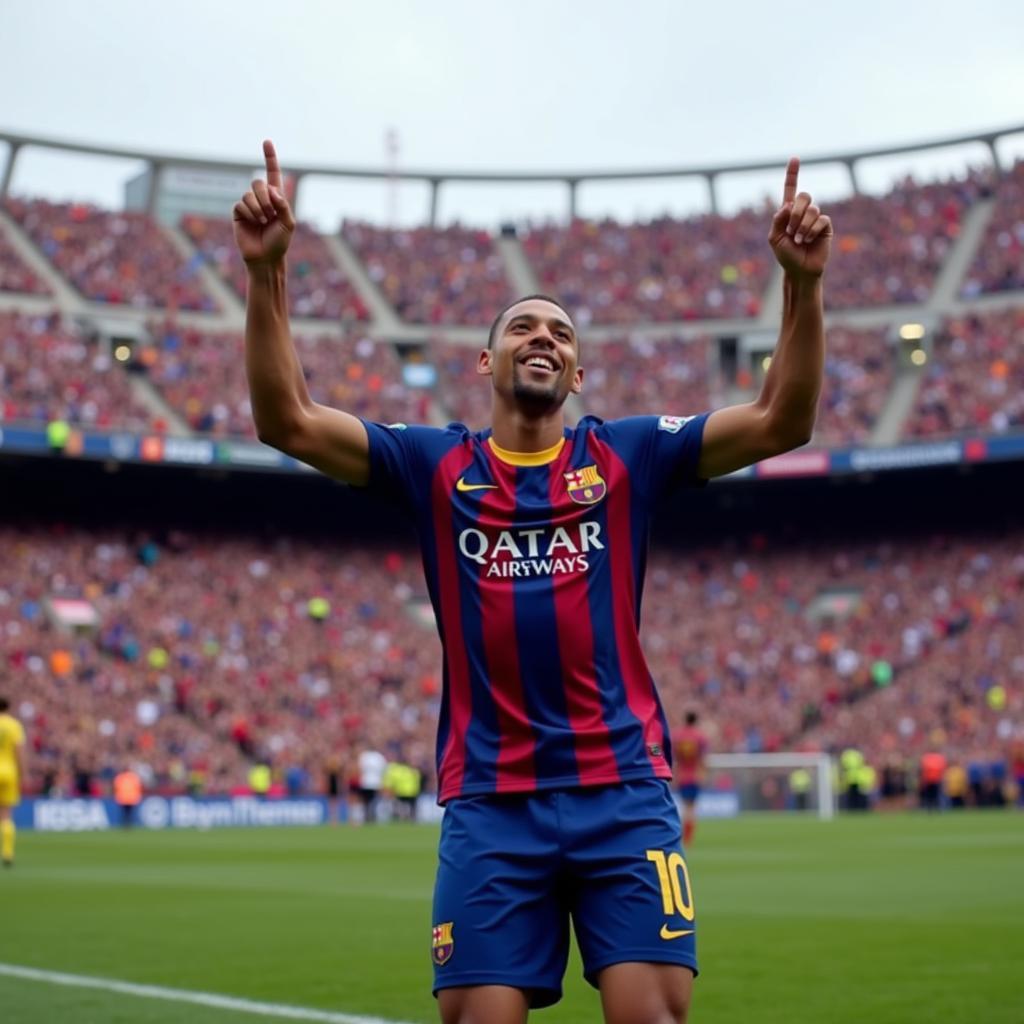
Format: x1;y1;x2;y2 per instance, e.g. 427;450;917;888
456;477;498;492
659;925;695;940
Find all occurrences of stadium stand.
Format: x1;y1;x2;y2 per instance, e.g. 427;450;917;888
434;335;716;431
578;335;716;421
5;199;216;311
0;224;50;295
144;322;429;437
432;340;493;430
0;309;158;431
823;175;987;309
433;329;890;445
341;222;514;325
522;209;772;324
181;214;370;321
960;159;1024;296
3;132;1024;806
814;327;893;446
3;525;1020;797
904;309;1024;438
644;532;1023;768
0;527;437;796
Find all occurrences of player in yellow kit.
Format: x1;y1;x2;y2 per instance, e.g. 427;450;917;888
0;697;27;867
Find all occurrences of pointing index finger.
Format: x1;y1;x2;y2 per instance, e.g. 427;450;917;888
263;139;283;191
782;157;800;206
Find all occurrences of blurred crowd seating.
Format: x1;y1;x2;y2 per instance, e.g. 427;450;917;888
432;340;493;430
822;175;987;309
3;525;1020;797
0;225;50;295
578;334;715;420
143;324;429;438
0;309;156;431
904;309;1024;438
342;222;513;325
522;209;771;324
5;199;215;311
0;527;437;797
813;327;893;446
181;214;369;321
961;160;1024;296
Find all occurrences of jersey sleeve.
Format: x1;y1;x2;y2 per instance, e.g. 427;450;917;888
360;420;453;506
595;413;710;499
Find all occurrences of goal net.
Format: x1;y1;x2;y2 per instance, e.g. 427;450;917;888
699;753;836;820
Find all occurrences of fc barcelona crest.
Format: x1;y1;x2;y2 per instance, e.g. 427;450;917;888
564;464;607;505
432;921;455;965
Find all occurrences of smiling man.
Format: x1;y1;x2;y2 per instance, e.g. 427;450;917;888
236;141;831;1024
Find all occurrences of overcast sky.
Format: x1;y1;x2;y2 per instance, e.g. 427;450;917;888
3;0;1023;228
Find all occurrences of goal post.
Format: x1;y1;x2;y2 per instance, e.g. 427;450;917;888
703;753;836;820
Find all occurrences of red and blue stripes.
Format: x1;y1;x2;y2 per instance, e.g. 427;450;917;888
429;425;672;802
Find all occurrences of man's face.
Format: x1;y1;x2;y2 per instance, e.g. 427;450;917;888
479;299;583;411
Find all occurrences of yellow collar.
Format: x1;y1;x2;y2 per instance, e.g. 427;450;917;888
487;435;566;467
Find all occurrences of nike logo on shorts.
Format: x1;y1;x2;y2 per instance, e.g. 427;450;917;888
660;924;695;940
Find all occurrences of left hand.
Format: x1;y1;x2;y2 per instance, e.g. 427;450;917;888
769;157;833;279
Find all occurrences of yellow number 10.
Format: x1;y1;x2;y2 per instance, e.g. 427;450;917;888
646;849;695;921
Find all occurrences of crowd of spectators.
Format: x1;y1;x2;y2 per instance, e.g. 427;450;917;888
522;209;772;324
824;174;987;309
432;327;890;448
644;531;1023;769
904;309;1024;439
181;214;369;321
3;523;1020;799
431;334;716;430
143;323;428;437
0;225;50;295
0;527;438;798
342;222;513;325
5;199;216;311
577;334;716;420
813;327;893;446
432;340;493;430
0;309;157;431
961;160;1024;296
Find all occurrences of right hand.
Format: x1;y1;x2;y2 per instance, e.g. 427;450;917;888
233;140;296;266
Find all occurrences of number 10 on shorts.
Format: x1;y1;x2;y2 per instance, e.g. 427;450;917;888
646;849;695;920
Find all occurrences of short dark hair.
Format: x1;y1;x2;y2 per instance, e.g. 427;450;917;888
487;293;573;349
0;697;9;713
685;711;698;726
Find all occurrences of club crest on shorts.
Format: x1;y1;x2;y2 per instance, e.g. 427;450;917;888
432;921;455;965
564;464;607;505
658;414;695;434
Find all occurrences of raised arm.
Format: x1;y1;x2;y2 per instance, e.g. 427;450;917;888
234;140;370;485
697;157;832;479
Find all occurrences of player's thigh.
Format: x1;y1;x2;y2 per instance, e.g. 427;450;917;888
433;793;569;1007
567;781;698;984
437;984;529;1024
598;962;693;1024
0;777;17;809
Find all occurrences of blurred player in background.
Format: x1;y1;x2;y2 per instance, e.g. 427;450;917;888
0;696;27;867
235;141;830;1024
672;712;708;847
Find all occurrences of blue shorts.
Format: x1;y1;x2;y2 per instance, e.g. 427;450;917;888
678;783;701;804
431;778;698;1008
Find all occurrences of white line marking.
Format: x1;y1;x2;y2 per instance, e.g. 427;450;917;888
0;962;419;1024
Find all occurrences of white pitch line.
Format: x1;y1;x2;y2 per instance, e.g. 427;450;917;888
0;963;420;1024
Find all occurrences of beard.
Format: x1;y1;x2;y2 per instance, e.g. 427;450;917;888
511;364;563;412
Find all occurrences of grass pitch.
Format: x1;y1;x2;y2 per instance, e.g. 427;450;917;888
1;813;1022;1023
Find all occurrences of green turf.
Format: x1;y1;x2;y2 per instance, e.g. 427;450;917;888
1;813;1022;1023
